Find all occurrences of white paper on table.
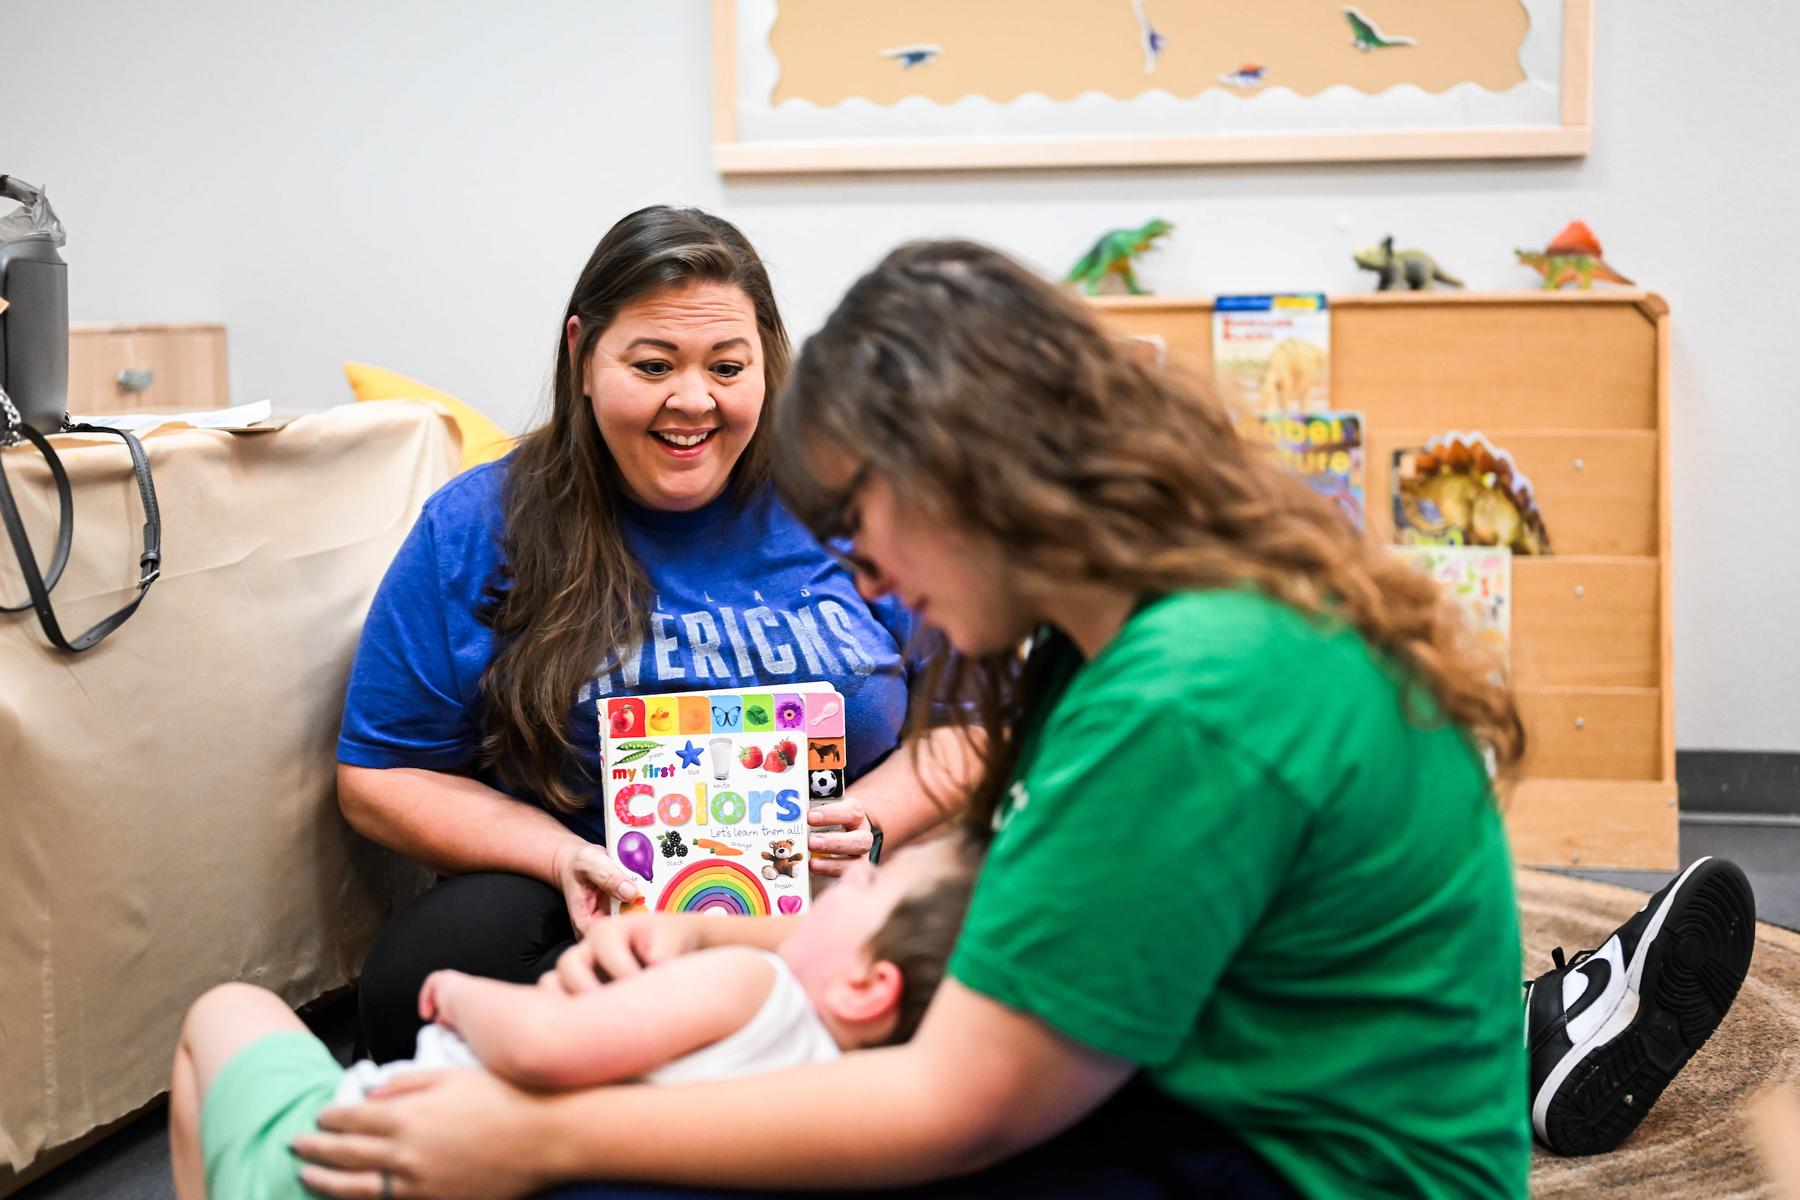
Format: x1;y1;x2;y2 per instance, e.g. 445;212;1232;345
63;399;279;437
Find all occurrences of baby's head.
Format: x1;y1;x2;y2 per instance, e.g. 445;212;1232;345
779;832;980;1050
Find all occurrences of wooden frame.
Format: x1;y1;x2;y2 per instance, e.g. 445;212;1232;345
1092;290;1678;872
714;0;1592;175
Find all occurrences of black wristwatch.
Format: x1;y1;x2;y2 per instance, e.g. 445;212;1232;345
867;819;885;866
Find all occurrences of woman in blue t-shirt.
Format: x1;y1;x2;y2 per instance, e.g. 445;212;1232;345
339;207;970;1061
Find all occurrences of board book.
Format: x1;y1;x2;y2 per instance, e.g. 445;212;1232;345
1212;293;1331;412
1390;431;1551;555
1395;544;1513;660
1239;410;1365;529
600;683;846;918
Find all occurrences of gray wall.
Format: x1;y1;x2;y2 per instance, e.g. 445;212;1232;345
4;0;1796;751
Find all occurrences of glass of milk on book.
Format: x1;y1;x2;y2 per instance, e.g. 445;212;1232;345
708;736;733;781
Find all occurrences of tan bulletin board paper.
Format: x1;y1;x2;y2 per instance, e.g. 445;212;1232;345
0;402;455;1180
718;0;1590;172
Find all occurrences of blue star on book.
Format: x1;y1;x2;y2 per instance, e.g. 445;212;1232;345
675;740;705;769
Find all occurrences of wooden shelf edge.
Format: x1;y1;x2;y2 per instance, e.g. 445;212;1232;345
715;126;1590;176
1089;291;1668;317
1376;425;1659;440
1510;555;1661;568
1503;778;1679;872
70;322;227;335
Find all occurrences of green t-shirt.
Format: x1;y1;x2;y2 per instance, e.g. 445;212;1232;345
949;590;1528;1199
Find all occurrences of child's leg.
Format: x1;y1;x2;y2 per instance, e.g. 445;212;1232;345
169;983;311;1200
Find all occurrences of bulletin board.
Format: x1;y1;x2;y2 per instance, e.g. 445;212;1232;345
714;0;1592;174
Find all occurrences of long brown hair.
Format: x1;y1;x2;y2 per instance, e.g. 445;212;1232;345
481;206;791;812
773;240;1523;828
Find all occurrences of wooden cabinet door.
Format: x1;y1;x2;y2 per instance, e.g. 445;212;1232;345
69;325;229;414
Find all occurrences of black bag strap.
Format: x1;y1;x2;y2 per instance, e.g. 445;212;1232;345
0;403;161;652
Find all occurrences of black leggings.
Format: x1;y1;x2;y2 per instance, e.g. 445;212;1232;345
358;872;575;1063
541;1076;1299;1199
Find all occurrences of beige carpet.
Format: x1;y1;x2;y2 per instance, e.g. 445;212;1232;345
1521;869;1800;1198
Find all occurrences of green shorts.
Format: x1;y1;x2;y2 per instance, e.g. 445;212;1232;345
201;1031;343;1200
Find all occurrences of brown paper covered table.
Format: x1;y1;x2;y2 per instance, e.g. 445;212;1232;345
0;401;457;1189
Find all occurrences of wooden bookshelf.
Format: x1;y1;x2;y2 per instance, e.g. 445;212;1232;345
1093;291;1677;871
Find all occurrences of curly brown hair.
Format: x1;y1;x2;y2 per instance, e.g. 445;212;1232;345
480;207;791;812
772;240;1522;828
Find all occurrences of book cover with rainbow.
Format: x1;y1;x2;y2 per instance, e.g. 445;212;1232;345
599;683;846;918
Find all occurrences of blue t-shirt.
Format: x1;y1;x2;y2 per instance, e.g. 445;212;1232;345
338;460;921;844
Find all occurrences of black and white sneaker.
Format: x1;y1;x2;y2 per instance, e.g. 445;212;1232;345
1526;856;1756;1156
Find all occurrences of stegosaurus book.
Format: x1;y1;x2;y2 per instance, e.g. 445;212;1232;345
599;683;846;918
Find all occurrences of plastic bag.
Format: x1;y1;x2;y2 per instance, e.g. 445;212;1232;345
0;176;66;248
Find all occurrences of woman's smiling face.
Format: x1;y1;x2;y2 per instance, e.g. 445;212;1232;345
575;281;765;512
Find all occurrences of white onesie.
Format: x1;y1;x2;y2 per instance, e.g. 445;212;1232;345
335;949;839;1104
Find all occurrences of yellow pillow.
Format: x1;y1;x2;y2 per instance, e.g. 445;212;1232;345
343;362;514;471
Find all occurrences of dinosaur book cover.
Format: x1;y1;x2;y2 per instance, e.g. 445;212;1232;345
599;684;847;917
1391;432;1551;555
1240;410;1365;528
1213;293;1331;412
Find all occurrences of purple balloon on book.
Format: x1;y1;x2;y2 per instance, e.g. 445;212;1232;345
618;830;654;882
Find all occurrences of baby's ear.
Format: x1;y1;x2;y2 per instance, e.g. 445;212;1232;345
826;958;903;1029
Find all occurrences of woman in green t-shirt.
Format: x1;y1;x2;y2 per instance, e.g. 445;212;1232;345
297;241;1752;1199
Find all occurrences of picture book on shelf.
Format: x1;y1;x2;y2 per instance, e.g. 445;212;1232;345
600;683;846;918
1396;544;1513;659
1212;293;1331;412
1390;431;1552;554
1240;410;1365;528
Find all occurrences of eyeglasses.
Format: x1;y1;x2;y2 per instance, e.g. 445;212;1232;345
815;462;878;580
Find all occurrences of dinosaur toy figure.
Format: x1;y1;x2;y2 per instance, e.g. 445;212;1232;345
1516;220;1634;290
1354;236;1464;291
1065;219;1173;296
1344;6;1416;52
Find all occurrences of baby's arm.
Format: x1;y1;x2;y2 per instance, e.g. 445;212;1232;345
425;946;775;1091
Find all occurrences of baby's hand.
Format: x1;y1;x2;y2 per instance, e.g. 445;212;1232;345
418;969;466;1025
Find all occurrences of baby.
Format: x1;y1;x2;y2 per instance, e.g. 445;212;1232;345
169;835;977;1200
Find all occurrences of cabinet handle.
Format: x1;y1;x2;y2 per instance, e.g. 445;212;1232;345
1574;717;1586;730
117;367;155;393
1573;457;1585;472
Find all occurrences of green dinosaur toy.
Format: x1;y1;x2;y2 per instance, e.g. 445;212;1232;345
1344;6;1416;52
1354;236;1463;290
1065;219;1173;296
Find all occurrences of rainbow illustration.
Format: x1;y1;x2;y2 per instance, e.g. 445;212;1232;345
655;858;771;916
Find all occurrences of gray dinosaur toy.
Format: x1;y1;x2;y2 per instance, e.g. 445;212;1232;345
1354;236;1464;291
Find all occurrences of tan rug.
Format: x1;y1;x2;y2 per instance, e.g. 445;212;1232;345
1521;869;1800;1198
